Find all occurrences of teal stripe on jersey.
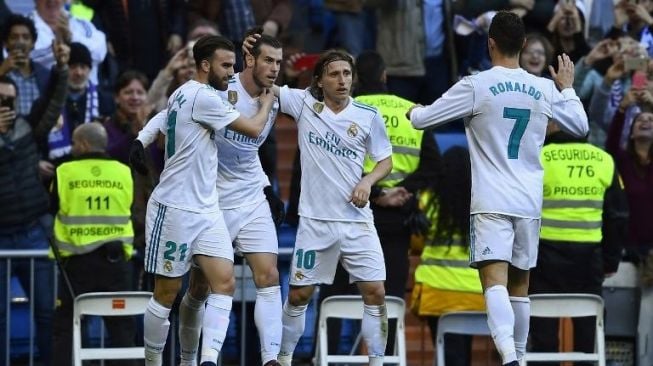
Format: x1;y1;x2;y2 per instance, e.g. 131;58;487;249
469;215;476;263
147;204;163;272
148;204;166;272
352;101;377;113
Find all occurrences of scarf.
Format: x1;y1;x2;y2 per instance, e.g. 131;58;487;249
47;82;99;159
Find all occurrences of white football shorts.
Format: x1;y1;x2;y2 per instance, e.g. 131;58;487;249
469;213;540;270
289;217;386;286
144;198;233;277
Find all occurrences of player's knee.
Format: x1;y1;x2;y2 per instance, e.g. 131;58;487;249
287;287;313;306
188;281;210;301
253;266;279;288
210;275;236;295
154;282;183;308
360;284;385;305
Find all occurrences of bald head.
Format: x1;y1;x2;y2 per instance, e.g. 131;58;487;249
72;122;108;156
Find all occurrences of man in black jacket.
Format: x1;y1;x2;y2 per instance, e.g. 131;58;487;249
0;41;69;366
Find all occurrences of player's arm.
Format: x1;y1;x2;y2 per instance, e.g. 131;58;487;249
228;88;275;137
137;109;167;148
130;109;167;175
351;156;392;208
549;54;589;137
352;112;394;208
408;78;474;129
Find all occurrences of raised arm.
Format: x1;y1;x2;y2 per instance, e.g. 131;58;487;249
408;78;474;130
549;54;589;137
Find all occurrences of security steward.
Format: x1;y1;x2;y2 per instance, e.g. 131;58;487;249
529;121;629;361
50;122;137;366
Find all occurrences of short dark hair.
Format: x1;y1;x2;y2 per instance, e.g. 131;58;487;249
310;49;355;100
1;14;37;44
114;69;149;94
193;35;234;66
355;50;385;94
0;75;19;96
488;11;525;57
250;35;282;59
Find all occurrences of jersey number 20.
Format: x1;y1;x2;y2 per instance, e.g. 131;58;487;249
504;107;531;159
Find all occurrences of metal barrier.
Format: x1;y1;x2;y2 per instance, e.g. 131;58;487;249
0;249;56;366
0;247;304;366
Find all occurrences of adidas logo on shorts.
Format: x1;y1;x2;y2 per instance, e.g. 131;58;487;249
482;247;492;255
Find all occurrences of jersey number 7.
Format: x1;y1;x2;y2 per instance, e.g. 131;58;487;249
504;107;531;159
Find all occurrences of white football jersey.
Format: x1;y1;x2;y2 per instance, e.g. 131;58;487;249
215;74;278;209
411;66;588;218
150;80;241;213
279;86;392;222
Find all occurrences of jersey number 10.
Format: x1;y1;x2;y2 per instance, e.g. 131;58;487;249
504;107;531;160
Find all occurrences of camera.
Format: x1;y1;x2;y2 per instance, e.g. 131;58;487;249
0;96;14;110
624;57;648;72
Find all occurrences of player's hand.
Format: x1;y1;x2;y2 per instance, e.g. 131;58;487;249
549;53;574;91
264;185;285;227
373;186;413;207
259;88;275;109
349;179;372;208
406;104;422;120
242;33;261;59
129;140;148;175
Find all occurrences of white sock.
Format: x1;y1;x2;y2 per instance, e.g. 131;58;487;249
200;293;232;364
510;296;530;360
144;298;171;366
278;300;308;359
179;292;206;365
277;353;292;366
255;286;282;364
362;303;388;360
485;285;517;364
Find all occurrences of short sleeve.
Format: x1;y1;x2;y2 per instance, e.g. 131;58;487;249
366;113;393;162
191;88;240;131
137;109;167;146
279;86;306;120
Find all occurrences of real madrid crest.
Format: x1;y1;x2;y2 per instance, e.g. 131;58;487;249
228;90;238;105
313;102;324;113
164;260;173;273
347;123;359;138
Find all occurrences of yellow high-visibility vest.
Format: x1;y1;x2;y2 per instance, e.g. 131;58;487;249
53;158;134;258
540;142;615;243
358;94;423;187
414;191;482;294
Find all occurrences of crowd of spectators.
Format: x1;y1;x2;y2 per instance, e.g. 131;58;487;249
2;0;653;365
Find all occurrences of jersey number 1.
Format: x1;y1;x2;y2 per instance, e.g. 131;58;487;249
166;110;178;158
504;107;531;159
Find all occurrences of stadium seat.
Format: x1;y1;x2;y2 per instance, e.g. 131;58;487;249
523;293;606;366
314;295;407;365
434;311;491;366
72;291;152;366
